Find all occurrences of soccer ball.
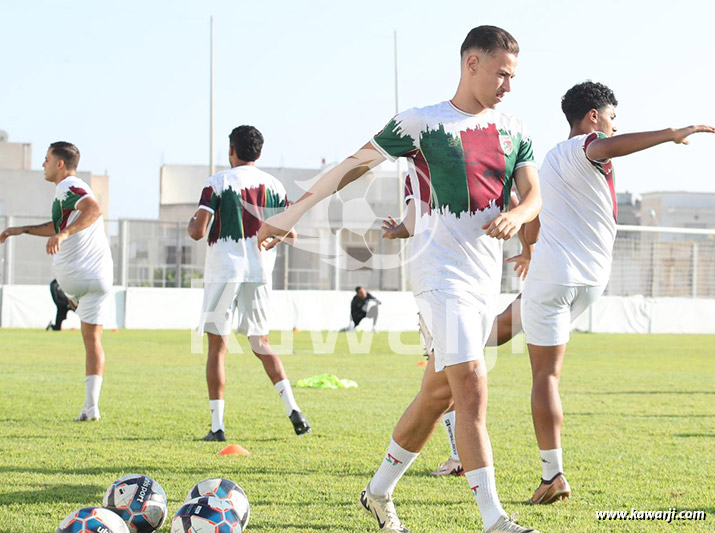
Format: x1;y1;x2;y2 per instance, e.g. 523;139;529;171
185;478;249;529
57;506;129;532
171;496;242;532
102;474;168;532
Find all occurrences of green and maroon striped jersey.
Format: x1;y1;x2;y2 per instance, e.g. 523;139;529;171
198;166;289;283
371;101;536;295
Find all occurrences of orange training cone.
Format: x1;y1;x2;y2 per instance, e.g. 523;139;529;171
218;444;251;456
416;360;428;366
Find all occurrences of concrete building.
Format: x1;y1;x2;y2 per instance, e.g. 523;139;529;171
640;191;715;229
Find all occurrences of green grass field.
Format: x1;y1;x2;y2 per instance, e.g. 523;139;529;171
1;330;713;532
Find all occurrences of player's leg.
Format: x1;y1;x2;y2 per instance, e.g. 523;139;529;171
199;282;238;441
361;352;452;532
79;321;105;421
242;283;311;436
442;291;536;532
486;293;523;347
418;310;463;477
205;332;228;440
431;405;464;477
522;280;574;504
69;277;111;423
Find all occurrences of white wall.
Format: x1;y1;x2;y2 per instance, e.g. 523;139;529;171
2;286;715;335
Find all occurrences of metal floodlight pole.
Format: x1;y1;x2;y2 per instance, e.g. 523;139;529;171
209;16;215;177
394;30;406;292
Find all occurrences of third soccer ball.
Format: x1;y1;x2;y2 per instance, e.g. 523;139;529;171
103;474;168;532
185;478;249;529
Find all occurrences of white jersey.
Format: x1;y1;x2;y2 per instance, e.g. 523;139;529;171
198;165;289;283
528;132;617;286
371;101;536;295
51;176;113;280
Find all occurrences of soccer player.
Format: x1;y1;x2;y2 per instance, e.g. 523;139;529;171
188;125;311;442
258;26;541;533
521;81;714;504
0;142;113;422
382;193;534;477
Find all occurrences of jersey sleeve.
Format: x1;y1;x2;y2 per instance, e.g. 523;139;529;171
371;109;420;162
265;180;290;216
198;179;220;214
59;183;92;210
514;122;536;170
583;131;609;164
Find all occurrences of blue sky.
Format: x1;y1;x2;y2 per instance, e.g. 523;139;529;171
1;0;713;218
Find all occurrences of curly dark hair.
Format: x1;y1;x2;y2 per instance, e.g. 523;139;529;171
561;81;618;127
229;125;264;162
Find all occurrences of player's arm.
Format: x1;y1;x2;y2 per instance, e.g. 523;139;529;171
47;196;102;255
482;165;541;240
258;142;386;250
524;215;540;245
188;209;213;241
586;125;715;162
0;221;55;243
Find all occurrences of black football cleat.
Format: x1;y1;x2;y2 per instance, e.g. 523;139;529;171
201;429;226;442
289;410;311;436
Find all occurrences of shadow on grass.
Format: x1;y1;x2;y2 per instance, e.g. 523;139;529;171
674;433;715;438
0;483;104;506
584;390;715;395
570;412;715;418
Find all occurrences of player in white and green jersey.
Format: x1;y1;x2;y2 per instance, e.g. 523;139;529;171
259;26;541;533
0;142;113;422
521;81;714;506
188;125;311;443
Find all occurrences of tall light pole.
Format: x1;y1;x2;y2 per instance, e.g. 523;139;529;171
209;16;215;176
394;30;406;292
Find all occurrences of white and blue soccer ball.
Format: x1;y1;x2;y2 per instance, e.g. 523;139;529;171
185;478;249;529
57;506;129;533
102;474;168;532
171;496;243;532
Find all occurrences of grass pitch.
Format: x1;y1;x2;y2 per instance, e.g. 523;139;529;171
1;330;713;532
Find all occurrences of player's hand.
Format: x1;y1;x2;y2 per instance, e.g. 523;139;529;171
505;251;530;280
381;216;403;239
46;231;68;255
482;211;522;240
258;209;302;251
0;226;23;244
257;219;291;251
672;125;715;145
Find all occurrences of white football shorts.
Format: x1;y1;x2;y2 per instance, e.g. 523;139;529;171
414;289;496;372
522;279;606;346
55;274;112;326
199;281;270;337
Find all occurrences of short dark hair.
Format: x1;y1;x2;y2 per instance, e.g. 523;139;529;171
561;81;618;127
49;141;80;171
229;125;263;162
355;286;364;293
460;26;519;56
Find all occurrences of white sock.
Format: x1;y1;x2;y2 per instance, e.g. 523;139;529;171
84;375;103;409
274;379;299;415
209;399;225;432
442;411;459;461
370;438;419;497
540;448;563;480
465;466;507;531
